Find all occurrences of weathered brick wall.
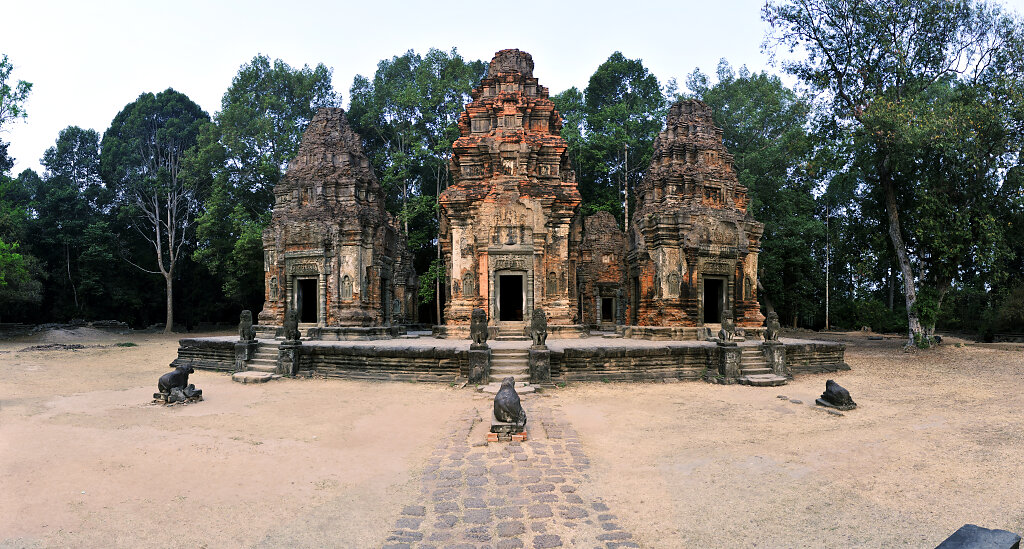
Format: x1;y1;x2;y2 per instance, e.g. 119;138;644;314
259;108;416;328
629;100;765;329
439;49;582;329
578;212;626;327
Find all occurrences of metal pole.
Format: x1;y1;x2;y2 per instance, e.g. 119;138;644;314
825;210;830;331
623;143;629;232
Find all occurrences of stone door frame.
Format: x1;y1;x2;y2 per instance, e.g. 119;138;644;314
698;273;731;326
492;269;531;326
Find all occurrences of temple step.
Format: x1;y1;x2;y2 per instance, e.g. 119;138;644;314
738;373;788;386
247;359;278;373
488;349;529;383
740;367;772;376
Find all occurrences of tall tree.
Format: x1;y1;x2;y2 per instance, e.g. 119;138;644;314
348;48;485;319
765;0;1024;345
100;89;209;333
554;52;670;222
193;54;340;307
35;126;120;318
0;55;39;318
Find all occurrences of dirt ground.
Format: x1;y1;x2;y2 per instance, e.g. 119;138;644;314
1;328;1022;548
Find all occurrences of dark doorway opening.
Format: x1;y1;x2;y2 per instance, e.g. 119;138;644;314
601;297;614;322
498;274;524;321
703;278;724;324
297;279;318;323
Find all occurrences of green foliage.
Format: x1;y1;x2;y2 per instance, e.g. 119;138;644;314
100;88;210;331
0;54;32;128
348;48;485;319
417;257;445;306
554;52;670;222
193;55;339;308
764;0;1024;339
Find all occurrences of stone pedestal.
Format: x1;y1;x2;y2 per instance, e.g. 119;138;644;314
764;341;787;377
277;341;301;376
529;348;551;384
717;342;741;381
234;341;257;372
468;347;491;384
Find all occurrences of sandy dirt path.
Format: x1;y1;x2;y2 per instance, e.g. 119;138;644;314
1;329;1022;547
556;335;1024;547
0;330;474;548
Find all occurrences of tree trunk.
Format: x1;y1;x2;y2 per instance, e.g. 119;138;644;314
164;272;174;334
882;174;922;346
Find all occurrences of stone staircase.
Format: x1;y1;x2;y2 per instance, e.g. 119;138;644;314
232;341;282;384
739;346;770;376
489;348;531;383
738;344;788;387
494;324;529;341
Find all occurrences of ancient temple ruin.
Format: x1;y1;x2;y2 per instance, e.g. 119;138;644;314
627;100;765;335
577;212;626;330
257;108;417;339
438;49;583;338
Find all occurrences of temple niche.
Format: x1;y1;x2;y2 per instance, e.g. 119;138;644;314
577;212;626;330
438;49;583;337
257;108;417;338
627;100;765;332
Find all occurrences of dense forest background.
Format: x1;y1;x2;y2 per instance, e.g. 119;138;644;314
1;0;1022;343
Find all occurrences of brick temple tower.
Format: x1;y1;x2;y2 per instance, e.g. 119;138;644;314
438;49;583;337
258;108;417;335
628;100;765;331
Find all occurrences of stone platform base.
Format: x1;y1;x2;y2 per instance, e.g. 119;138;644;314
232;371;281;384
433;324;589;339
253;324;405;340
487;431;528;442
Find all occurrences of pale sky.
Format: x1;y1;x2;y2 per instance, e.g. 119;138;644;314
3;0;1023;176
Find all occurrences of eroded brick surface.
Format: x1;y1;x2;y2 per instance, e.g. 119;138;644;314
629;100;765;328
259;108;417;328
438;49;582;331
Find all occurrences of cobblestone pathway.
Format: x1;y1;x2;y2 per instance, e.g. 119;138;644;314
382;400;640;549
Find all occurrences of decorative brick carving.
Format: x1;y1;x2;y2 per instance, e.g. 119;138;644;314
628;100;765;328
439;50;582;332
258;108;418;329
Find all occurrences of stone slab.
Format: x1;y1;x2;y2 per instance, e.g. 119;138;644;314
815;398;856;411
232;371;279;384
738;374;789;387
935;524;1021;549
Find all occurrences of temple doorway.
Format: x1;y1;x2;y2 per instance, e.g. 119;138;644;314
601;297;614;323
297;278;318;323
498;274;524;321
703;277;724;324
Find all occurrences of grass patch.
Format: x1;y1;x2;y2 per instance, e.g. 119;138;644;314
115;342;138;347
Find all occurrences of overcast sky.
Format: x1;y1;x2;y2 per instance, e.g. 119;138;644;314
4;0;1024;176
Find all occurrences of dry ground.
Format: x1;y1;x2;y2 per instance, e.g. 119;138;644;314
1;328;1022;548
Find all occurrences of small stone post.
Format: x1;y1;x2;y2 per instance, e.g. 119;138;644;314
764;341;787;377
278;309;302;376
717;341;741;381
529;348;551;384
234;309;258;372
468;308;491;384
